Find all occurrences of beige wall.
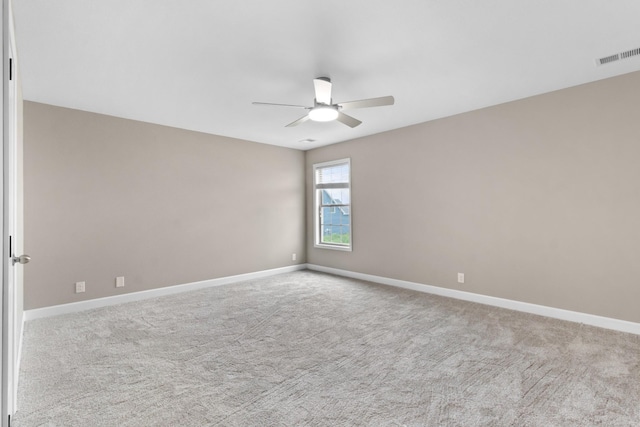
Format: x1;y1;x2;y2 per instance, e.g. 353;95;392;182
307;71;640;324
24;71;640;323
24;102;305;309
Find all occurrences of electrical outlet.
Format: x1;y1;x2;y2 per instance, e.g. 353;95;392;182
292;253;297;261
116;276;125;288
457;273;465;284
75;281;85;293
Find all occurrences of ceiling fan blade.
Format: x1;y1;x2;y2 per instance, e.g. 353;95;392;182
336;112;362;128
285;114;310;127
252;102;310;109
313;77;332;104
338;95;395;111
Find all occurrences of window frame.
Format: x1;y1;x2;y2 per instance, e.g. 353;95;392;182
313;158;352;251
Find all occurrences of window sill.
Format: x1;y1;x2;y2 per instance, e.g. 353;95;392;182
314;243;352;252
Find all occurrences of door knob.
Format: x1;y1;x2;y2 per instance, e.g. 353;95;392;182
12;254;30;265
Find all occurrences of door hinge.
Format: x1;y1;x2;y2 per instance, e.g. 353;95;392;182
9;235;12;258
9;58;12;81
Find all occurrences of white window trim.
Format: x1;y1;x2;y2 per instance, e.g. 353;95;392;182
313;158;352;251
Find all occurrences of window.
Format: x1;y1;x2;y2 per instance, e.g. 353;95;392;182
313;158;351;251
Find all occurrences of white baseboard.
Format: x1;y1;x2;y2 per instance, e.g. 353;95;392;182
24;264;307;321
23;263;640;336
307;264;640;336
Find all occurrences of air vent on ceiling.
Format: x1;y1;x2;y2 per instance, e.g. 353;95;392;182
597;47;640;66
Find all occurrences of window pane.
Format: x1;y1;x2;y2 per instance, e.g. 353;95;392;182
319;225;351;245
320;207;334;226
316;163;349;185
321;188;350;206
340;212;349;225
340;229;350;244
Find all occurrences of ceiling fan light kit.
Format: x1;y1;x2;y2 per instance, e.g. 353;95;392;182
308;105;339;122
253;77;394;128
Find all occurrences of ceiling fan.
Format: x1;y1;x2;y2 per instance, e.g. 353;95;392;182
252;77;394;128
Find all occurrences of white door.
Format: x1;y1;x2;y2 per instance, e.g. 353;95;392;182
2;3;24;424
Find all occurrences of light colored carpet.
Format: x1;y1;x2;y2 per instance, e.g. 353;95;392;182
13;270;640;426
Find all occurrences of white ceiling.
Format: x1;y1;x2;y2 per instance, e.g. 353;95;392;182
12;1;640;150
